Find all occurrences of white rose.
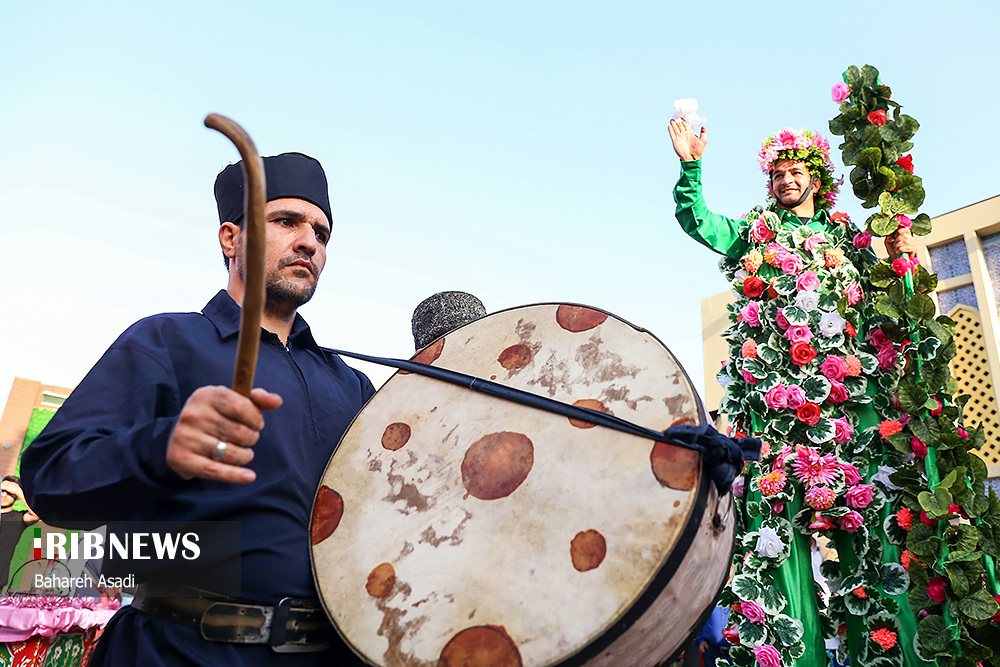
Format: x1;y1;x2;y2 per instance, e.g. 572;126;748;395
819;310;846;338
755;526;785;558
795;290;820;312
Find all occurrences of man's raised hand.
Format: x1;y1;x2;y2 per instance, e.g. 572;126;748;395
166;386;283;484
669;118;708;162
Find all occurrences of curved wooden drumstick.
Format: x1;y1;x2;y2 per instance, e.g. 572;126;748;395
204;113;266;397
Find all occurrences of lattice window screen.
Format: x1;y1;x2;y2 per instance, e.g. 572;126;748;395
949;307;1000;473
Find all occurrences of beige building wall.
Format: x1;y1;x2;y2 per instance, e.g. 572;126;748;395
0;378;72;476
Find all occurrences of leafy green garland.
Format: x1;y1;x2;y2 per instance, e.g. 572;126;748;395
830;63;1000;666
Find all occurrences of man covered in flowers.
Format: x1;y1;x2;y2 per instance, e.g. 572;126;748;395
668;119;925;667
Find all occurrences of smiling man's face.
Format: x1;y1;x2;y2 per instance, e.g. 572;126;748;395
770;160;818;210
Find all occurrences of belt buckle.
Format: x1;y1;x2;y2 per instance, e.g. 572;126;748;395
270;597;333;654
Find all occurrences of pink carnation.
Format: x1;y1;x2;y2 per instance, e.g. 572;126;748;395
839;510;864;533
742;339;758;359
845;484;874;509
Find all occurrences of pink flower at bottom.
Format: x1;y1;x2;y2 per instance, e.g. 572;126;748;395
753;644;783;667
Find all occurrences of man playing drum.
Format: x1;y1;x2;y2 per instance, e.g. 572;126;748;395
21;152;374;665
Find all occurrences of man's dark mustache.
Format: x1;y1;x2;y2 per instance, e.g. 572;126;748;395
279;255;317;275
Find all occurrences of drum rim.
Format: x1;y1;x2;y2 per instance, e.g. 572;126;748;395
312;301;718;665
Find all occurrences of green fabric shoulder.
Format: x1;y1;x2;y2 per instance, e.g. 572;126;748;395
673;160;832;260
673;159;749;259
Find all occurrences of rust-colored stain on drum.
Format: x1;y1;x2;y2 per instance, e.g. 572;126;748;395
568;399;610;429
461;432;534;500
311;486;344;545
555;305;608;332
650;442;700;491
497;344;533;370
366;562;396;598
570;529;607;572
439;625;522;667
401;338;446;374
381;422;412;451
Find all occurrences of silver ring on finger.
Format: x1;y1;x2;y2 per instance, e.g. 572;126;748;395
212;440;228;462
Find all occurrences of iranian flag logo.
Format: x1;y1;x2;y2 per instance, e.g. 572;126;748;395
32;527;42;559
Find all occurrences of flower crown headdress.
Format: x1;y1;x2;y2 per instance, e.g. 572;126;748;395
758;127;842;210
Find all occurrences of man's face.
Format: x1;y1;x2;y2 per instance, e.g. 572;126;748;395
770;160;818;208
1;481;20;509
236;198;331;309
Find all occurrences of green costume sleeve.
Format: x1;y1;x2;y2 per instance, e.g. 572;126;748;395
673;160;749;259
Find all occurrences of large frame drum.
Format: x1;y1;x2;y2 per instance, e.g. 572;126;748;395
312;304;734;666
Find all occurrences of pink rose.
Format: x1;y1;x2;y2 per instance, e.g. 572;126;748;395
869;329;890;349
841;463;862;486
832;82;850;103
753;644;782;667
827;381;849;404
832;416;854;444
771;500;785;514
741;370;759;385
911;437;927;458
808;513;835;531
785;324;813;343
803;234;825;253
740;301;762;327
927;577;947;604
780;254;804;275
931;397;943;416
895;215;912;228
775;308;790;331
820;355;847;382
845;280;863;305
785;385;806;409
959;427;969;439
853;231;872;249
750;218;776;243
796;271;820;292
742;600;766;624
765;385;789;410
892;257;914;277
877;346;899;371
839;510;864;533
845;484;874;509
732;476;745;497
774;444;794;469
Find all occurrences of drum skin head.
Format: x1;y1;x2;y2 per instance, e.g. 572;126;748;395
312;304;711;667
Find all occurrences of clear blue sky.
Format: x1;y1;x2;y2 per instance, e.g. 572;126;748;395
1;1;997;403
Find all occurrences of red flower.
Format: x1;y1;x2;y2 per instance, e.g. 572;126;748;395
911;437;927;458
722;625;741;646
852;586;867;599
831;211;851;226
927;577;947;603
920;510;938;528
871;628;897;651
896;507;913;530
896;154;914;173
767;279;779;299
844;321;857;338
796;402;822;426
992;595;1000;623
743;276;766;298
790;341;817;366
879;420;903;439
867;109;887;126
900;550;911;569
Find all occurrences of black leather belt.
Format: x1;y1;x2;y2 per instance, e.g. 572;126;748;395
131;584;336;653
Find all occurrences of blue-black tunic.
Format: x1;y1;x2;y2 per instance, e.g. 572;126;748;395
21;291;376;665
